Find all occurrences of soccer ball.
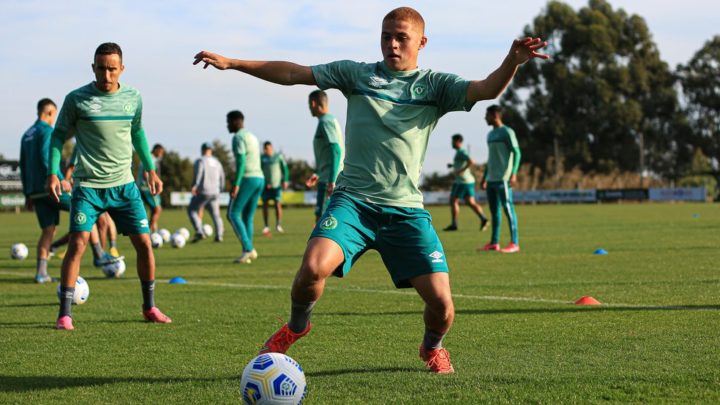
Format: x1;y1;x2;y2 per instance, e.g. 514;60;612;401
158;228;171;243
171;233;186;248
202;223;214;237
150;232;163;248
101;259;126;278
56;276;90;305
176;227;190;240
10;243;29;260
240;353;307;405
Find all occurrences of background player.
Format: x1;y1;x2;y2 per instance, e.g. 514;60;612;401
260;141;289;236
19;98;71;283
480;105;521;253
443;133;488;231
305;90;344;224
48;42;171;330
137;144;165;232
194;7;547;373
226;111;264;264
188;142;225;242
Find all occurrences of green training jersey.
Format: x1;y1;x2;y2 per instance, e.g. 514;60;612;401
232;129;263;179
261;152;288;188
311;60;473;208
313;113;344;183
53;82;142;188
485;125;519;182
453;147;475;184
20;120;55;197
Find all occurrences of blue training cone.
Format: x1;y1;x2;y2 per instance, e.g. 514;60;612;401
169;276;187;284
594;248;608;255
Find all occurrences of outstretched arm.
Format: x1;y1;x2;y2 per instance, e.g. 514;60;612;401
466;37;548;103
193;51;316;86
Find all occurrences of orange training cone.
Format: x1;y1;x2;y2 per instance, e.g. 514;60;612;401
575;296;601;305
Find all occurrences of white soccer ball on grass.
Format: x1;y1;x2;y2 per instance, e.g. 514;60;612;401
101;259;126;278
150;232;163;248
202;223;214;237
240;353;307;405
176;227;190;240
171;233;186;248
158;228;171;243
56;276;90;305
11;243;29;260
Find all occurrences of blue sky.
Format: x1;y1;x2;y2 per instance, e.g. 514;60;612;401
2;0;718;175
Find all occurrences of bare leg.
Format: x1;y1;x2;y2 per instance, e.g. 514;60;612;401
450;197;459;226
60;232;92;288
275;200;283;227
129;233;154;282
150;206;162;233
262;199;270;228
465;196;487;218
291;237;344;302
96;214;109;248
410;272;455;338
37;225;56;261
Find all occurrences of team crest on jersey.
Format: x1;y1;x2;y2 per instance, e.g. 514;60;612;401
428;251;444;263
413;86;425;95
74;212;87;225
319;216;338;230
123;103;135;113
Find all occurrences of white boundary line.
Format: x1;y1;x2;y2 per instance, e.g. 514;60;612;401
2;270;716;310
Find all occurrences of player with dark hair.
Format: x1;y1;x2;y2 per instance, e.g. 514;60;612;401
48;42;171;330
194;7;547;373
305;90;344;224
188;142;225;242
444;133;488;232
480;104;521;253
226;110;264;263
261;141;289;236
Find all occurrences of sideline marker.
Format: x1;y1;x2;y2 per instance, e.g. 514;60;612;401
169;276;187;284
575;296;601;305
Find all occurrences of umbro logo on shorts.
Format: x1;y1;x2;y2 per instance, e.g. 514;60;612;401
139;219;149;228
429;251;444;263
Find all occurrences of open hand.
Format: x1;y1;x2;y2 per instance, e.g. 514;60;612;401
193;51;231;70
509;37;549;65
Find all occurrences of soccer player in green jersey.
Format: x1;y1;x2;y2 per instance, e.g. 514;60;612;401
19;98;72;283
226;110;264;264
443;133;489;232
261;141;289;236
136;144;165;232
194;7;547;373
305;90;344;223
47;42;171;330
480;105;521;254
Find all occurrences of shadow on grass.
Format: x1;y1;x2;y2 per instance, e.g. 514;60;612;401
0;375;236;393
322;304;720;317
0;302;55;308
306;366;418;378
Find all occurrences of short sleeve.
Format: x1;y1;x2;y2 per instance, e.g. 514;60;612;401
459;150;471;162
54;93;78;136
429;71;474;115
311;60;361;95
321;118;341;145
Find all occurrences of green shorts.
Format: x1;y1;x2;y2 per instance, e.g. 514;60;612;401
70;182;150;235
33;192;71;229
262;186;282;202
450;182;475;199
310;192;449;288
140;186;161;209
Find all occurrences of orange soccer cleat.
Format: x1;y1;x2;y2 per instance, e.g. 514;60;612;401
259;323;312;354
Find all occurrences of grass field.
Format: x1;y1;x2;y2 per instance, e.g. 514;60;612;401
1;203;718;404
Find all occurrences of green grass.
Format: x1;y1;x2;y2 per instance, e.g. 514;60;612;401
0;203;718;404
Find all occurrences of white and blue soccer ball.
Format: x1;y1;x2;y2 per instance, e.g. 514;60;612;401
202;223;214;237
176;227;190;240
171;233;186;248
57;276;90;305
101;259;126;278
150;232;164;248
10;243;29;260
240;353;307;405
158;228;172;243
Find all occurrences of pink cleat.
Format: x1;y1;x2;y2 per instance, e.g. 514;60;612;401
500;243;520;253
143;307;172;323
259;323;311;354
478;243;500;252
419;345;455;374
55;315;74;331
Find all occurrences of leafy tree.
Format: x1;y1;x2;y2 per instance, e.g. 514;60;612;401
285;158;314;190
677;36;720;199
421;172;454;191
157;151;193;207
503;0;684;184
